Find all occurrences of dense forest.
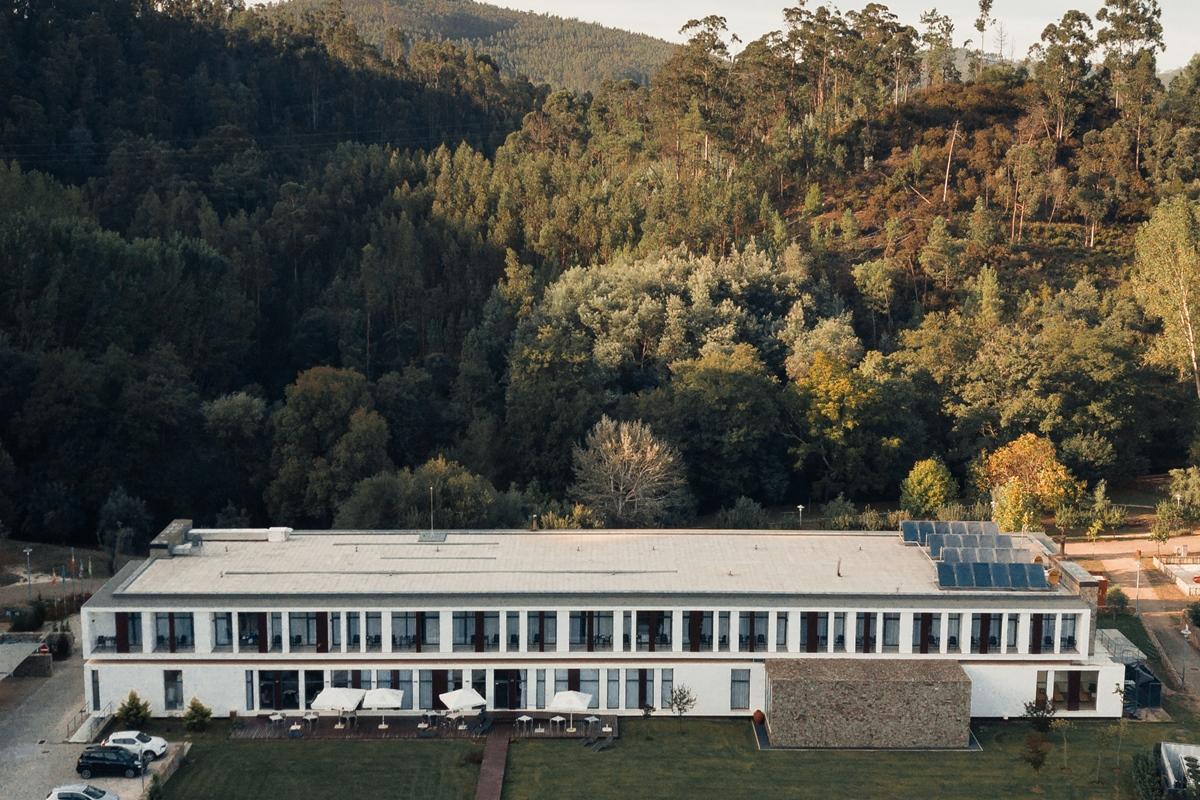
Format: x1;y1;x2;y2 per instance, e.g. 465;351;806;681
2;0;1200;551
274;0;676;92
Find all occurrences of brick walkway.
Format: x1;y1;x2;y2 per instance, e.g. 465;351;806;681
474;725;510;800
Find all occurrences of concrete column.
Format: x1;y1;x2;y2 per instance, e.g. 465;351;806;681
712;611;720;653
194;611;213;654
827;612;836;653
281;612;290;654
767;611;778;652
939;612;949;654
142;612;154;654
518;611;528;653
556;610;569;653
383;611;393;653
613;609;624;653
1054;613;1063;654
232;612;241;654
1017;612;1030;654
899;612;914;654
340;611;349;654
875;612;884;653
730;611;740;653
787;609;801;653
670;609;683;652
439;611;452;654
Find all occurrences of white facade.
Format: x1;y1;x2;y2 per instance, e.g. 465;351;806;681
80;525;1126;721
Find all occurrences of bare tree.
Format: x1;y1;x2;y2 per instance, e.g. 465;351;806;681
570;416;691;526
669;684;697;729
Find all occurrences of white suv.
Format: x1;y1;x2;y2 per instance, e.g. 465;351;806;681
102;730;168;761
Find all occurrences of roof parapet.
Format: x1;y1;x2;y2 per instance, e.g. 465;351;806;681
148;519;193;558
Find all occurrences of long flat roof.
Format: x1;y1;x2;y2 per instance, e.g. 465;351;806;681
104;528;1074;601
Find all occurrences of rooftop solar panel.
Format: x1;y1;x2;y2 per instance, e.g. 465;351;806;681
934;521;951;536
901;520;919;543
1008;563;1029;589
966;521;983;535
937;563;956;587
981;521;999;535
918;520;935;544
954;562;975;587
941;548;960;564
990;562;1012;588
972;562;994;587
1026;564;1050;589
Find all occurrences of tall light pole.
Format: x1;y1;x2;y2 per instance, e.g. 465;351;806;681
796;505;805;529
23;547;32;603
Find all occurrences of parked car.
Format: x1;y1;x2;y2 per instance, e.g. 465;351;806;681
103;730;168;761
75;746;143;779
46;785;119;800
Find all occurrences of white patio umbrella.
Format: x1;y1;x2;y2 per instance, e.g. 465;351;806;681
362;688;405;729
309;687;366;712
438;686;486;713
549;690;592;732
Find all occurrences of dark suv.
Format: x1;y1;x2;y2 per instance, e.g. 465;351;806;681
76;746;143;779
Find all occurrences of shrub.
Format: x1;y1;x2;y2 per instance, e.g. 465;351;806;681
858;507;887;531
1188;601;1200;628
183;697;212;732
146;775;164;800
46;631;72;660
1131;750;1164;800
8;602;45;632
117;691;151;729
1022;699;1056;732
715;496;771;529
819;494;858;530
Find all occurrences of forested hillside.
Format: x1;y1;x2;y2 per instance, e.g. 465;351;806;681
274;0;676;92
2;0;1200;552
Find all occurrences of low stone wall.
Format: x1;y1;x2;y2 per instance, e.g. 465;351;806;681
766;659;971;749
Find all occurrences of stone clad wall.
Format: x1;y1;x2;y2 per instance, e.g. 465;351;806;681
766;659;971;749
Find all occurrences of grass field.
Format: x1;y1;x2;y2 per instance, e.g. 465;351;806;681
501;714;1197;800
148;720;483;800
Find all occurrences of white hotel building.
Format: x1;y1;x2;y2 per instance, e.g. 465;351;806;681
80;520;1126;745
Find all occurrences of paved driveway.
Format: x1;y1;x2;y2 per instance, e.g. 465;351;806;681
0;639;89;800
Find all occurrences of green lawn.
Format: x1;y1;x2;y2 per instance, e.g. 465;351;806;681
502;713;1199;800
146;720;482;800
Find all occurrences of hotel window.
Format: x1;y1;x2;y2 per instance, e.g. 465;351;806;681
969;614;985;654
607;669;620;708
453;612;500;652
718;612;731;651
91;670;100;712
353;670;373;690
1060;614;1079;652
305;670;325;708
126;613;142;649
258;670;300;710
833;612;847;651
1030;613;1056;654
289;612;318;652
555;669;569;694
213;612;233;651
154;612;194;653
269;612;283;652
625;669;653;710
330;612;341;649
420;612;439;648
854;612;875;653
738;611;769;652
569;612;614;651
730;669;750;710
397;671;413;709
418;671;434;710
365;613;382;652
1053;669;1099;711
245;670;254;711
581;669;601;709
660;668;673;709
800;611;828;653
635;611;672;652
912;613;941;654
505;612;520;650
776;612;788;651
536;669;546;709
947;614;962;652
683;611;714;652
528;611;557;651
347;613;361;649
392;612;417;652
331;670;349;688
164;670;183;711
882;613;901;653
1005;614;1019;651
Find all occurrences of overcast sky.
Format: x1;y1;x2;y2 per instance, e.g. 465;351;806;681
489;0;1199;70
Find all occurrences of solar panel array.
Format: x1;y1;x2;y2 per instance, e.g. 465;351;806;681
900;519;1052;591
900;520;999;544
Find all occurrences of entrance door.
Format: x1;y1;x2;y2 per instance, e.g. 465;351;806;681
493;670;522;709
1067;671;1081;711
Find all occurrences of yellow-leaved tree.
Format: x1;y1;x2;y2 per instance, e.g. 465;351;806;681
981;434;1081;531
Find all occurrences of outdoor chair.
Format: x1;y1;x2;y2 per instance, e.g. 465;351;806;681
582;732;598;747
591;734;614;752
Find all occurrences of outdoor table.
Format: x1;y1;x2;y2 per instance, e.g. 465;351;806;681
550;715;566;733
303;712;319;730
601;725;613;733
268;712;284;725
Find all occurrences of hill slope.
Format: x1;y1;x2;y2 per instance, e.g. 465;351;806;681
277;0;676;92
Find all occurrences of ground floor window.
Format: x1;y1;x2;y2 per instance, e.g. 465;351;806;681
775;612;788;651
245;670;254;711
625;669;653;710
259;670;299;710
397;670;414;709
535;669;546;709
419;671;433;710
607;669;619;709
304;670;325;708
580;669;600;709
730;669;750;710
660;668;673;709
164;670;183;711
91;670;100;712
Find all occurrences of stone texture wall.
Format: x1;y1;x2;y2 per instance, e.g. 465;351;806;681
766;659;971;749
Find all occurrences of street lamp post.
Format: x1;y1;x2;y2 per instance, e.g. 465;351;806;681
23;547;32;603
795;505;804;529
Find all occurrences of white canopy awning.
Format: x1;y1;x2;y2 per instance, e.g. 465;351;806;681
549;690;592;712
361;688;405;710
309;687;365;712
438;686;486;712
